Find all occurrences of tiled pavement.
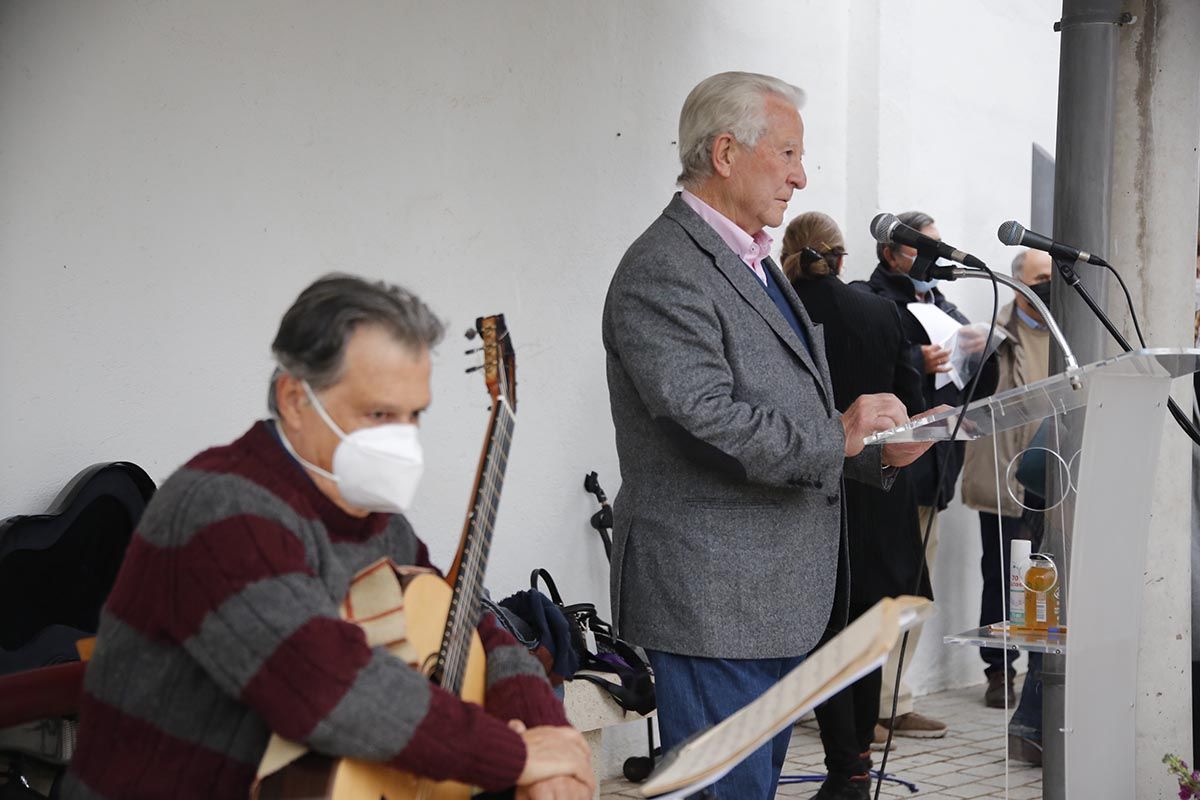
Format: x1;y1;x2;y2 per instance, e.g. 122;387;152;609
600;683;1042;800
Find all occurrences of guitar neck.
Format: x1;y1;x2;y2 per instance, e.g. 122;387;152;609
435;398;515;694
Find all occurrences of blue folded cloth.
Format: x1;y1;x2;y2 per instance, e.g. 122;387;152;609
498;589;581;679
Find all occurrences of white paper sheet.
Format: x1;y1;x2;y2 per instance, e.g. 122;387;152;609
905;302;964;390
906;304;1008;390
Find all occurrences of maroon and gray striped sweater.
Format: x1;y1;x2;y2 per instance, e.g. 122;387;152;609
62;421;568;799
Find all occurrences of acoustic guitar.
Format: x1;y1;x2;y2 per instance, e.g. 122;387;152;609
257;315;518;800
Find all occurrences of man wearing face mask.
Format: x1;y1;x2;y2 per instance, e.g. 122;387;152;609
854;210;999;741
63;274;593;800
960;249;1053;717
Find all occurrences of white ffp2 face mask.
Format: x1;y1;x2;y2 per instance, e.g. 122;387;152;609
276;381;424;514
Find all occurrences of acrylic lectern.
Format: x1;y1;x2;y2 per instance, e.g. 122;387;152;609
864;347;1200;799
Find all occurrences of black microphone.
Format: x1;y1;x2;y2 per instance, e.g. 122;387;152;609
908;253;961;281
996;220;1109;266
871;213;986;270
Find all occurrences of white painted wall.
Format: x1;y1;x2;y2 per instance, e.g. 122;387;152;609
836;0;1063;699
1;0;1062;776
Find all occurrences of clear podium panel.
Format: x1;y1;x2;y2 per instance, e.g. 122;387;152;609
863;348;1200;444
1059;365;1172;799
896;348;1198;800
944;624;1066;655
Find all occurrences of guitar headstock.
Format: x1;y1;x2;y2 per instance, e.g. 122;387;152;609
471;314;516;410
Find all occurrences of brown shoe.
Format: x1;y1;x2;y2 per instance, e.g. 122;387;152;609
869;723;899;752
877;711;948;739
985;671;1016;708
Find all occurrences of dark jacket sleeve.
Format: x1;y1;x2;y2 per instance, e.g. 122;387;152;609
889;305;926;416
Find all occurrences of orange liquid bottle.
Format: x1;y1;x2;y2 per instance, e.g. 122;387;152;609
1023;554;1059;630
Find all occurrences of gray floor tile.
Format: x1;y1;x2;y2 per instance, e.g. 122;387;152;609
941;784;1000;799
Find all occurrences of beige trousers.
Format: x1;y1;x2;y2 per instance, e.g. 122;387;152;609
878;505;939;718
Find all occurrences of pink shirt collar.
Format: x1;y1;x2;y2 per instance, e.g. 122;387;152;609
680;190;772;284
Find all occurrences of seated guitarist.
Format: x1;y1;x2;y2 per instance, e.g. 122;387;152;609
62;274;593;800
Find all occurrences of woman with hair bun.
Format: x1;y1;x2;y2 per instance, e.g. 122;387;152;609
782;211;928;800
780;210;846;282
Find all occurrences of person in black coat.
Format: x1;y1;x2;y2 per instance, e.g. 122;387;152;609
781;212;928;800
854;210;999;716
856;211;999;511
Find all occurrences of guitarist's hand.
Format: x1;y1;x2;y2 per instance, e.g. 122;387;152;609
509;720;594;793
516;776;593;800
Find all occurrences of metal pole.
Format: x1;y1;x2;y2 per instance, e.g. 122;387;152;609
1045;2;1124;797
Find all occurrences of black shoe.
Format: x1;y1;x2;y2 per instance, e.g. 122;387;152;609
1008;733;1043;766
812;773;871;800
985;671;1016;708
857;749;873;777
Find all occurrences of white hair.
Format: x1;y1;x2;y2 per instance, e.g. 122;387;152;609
677;71;806;188
1011;249;1028;278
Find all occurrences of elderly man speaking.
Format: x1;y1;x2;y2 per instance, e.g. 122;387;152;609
602;72;933;799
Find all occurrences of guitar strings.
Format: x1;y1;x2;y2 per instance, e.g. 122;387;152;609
454;407;511;675
456;351;515;654
446;407;512;689
442;334;516;691
444;425;495;686
442;401;514;691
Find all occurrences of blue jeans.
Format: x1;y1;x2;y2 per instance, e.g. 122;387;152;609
646;649;806;800
1008;650;1042;741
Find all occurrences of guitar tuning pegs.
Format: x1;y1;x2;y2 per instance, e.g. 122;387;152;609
464;329;478;340
465;364;484;374
464;346;483;355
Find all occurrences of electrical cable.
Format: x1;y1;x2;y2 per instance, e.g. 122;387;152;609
1081;261;1200;447
1095;261;1147;347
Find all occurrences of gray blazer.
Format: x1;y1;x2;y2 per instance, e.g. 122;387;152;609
602;194;888;659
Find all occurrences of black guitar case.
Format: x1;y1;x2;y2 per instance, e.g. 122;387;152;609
0;462;155;675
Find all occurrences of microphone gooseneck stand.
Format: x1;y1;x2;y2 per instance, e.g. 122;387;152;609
943;267;1083;388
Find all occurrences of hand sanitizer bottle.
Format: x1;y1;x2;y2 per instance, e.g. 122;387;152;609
1009;539;1032;628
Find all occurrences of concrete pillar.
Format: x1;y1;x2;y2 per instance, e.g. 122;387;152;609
1107;1;1200;795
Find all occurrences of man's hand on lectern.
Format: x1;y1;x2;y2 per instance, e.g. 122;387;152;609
841;394;911;457
880;405;953;467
